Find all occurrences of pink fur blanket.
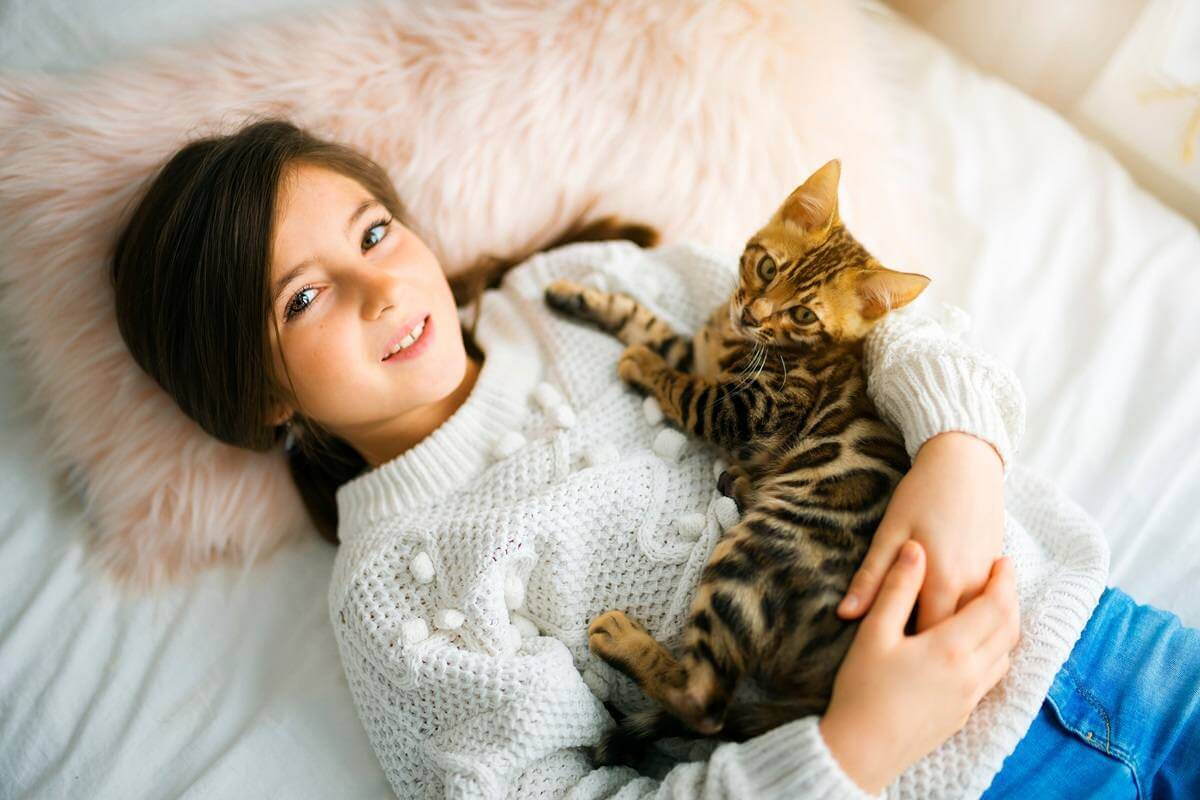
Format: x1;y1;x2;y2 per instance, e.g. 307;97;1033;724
0;0;930;590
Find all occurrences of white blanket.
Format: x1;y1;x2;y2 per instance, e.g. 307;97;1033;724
1;2;1197;798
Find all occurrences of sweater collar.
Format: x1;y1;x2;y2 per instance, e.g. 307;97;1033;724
334;291;543;537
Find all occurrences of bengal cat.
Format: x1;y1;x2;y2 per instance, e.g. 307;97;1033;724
543;159;931;767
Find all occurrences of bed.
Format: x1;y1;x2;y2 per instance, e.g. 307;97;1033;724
1;1;1197;797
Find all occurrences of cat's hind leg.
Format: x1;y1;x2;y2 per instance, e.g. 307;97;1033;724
588;610;687;700
587;607;740;736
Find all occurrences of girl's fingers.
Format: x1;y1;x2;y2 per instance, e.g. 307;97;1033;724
971;650;1012;706
915;581;959;633
930;557;1016;651
977;580;1021;661
838;527;907;619
860;540;926;640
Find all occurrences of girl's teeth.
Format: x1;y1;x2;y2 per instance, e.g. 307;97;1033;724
387;320;426;357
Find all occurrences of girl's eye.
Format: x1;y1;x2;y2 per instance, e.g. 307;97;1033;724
791;305;817;324
362;216;392;251
284;284;318;322
282;215;394;322
757;255;777;283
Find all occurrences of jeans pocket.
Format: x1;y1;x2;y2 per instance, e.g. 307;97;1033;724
1044;664;1144;797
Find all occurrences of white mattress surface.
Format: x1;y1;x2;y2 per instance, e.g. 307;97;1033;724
2;2;1198;798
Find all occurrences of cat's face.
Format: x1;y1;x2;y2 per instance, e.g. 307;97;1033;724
733;160;929;347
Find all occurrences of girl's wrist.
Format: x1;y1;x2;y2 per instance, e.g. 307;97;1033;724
915;430;1004;473
818;711;895;795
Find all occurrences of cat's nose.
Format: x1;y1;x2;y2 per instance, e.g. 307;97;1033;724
741;307;759;327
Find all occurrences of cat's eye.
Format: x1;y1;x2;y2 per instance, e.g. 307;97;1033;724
791;305;817;324
757;255;777;283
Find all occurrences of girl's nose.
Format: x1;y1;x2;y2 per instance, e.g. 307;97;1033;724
356;267;402;319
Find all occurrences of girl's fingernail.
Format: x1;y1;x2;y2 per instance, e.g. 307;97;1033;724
841;595;858;612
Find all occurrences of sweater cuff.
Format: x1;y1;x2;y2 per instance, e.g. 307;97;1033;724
863;305;1026;474
735;716;883;799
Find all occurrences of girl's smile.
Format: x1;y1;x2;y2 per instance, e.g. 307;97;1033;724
382;313;434;364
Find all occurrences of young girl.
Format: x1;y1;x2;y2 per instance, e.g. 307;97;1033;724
109;118;1199;798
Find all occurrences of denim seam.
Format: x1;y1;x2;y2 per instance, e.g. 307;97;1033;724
1062;658;1145;798
1063;661;1113;753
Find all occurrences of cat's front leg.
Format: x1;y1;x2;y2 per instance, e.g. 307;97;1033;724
621;345;768;455
616;342;666;395
545;279;694;369
619;344;726;449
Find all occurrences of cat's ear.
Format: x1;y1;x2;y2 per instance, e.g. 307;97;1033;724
853;268;930;319
774;159;841;234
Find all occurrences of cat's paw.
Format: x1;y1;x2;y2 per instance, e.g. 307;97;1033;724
544;279;594;319
617;343;661;390
587;609;657;676
588;609;647;653
717;465;754;512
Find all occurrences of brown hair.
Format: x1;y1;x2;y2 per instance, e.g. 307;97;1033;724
110;117;657;545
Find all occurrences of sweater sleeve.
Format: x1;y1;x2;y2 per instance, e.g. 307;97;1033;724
861;304;1027;472
333;564;881;800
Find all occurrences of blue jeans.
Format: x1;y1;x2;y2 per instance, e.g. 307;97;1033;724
982;587;1200;798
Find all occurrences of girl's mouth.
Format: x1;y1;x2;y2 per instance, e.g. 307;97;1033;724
382;315;434;364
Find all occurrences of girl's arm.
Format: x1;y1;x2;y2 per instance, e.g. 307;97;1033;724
840;306;1025;631
333;539;1018;799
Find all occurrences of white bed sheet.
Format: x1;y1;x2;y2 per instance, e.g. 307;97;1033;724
2;2;1198;799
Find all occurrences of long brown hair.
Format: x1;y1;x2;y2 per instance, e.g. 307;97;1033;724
110;117;657;545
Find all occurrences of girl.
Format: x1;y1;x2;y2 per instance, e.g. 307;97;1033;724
109;118;1199;798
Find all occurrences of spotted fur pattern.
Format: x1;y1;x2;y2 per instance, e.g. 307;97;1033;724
544;160;931;767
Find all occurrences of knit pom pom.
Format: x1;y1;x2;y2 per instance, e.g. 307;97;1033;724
653;428;687;461
534;382;564;411
433;608;465;630
409;551;435;584
711;496;740;531
674;513;706;541
502;623;523;654
492;431;527;460
504;571;526;610
550;403;577;429
399;617;429;645
511;612;540;638
642;396;664;425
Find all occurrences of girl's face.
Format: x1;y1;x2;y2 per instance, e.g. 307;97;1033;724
265;163;468;463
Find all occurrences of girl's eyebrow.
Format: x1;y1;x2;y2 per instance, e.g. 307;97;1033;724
271;198;379;302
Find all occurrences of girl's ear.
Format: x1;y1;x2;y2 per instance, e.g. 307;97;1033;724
853;268;931;320
266;398;295;427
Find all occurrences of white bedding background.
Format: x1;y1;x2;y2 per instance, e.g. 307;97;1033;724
1;1;1198;798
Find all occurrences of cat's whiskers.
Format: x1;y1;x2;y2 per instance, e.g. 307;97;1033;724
723;343;766;400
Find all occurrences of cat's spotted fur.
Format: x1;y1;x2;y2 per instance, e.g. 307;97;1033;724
544;160;930;767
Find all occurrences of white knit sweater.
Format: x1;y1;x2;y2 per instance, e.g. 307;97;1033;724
329;241;1110;800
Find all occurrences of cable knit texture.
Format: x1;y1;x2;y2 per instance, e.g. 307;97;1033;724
329;240;1110;799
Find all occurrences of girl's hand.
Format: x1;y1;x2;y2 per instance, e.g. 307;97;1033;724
837;431;1005;632
820;541;1020;794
